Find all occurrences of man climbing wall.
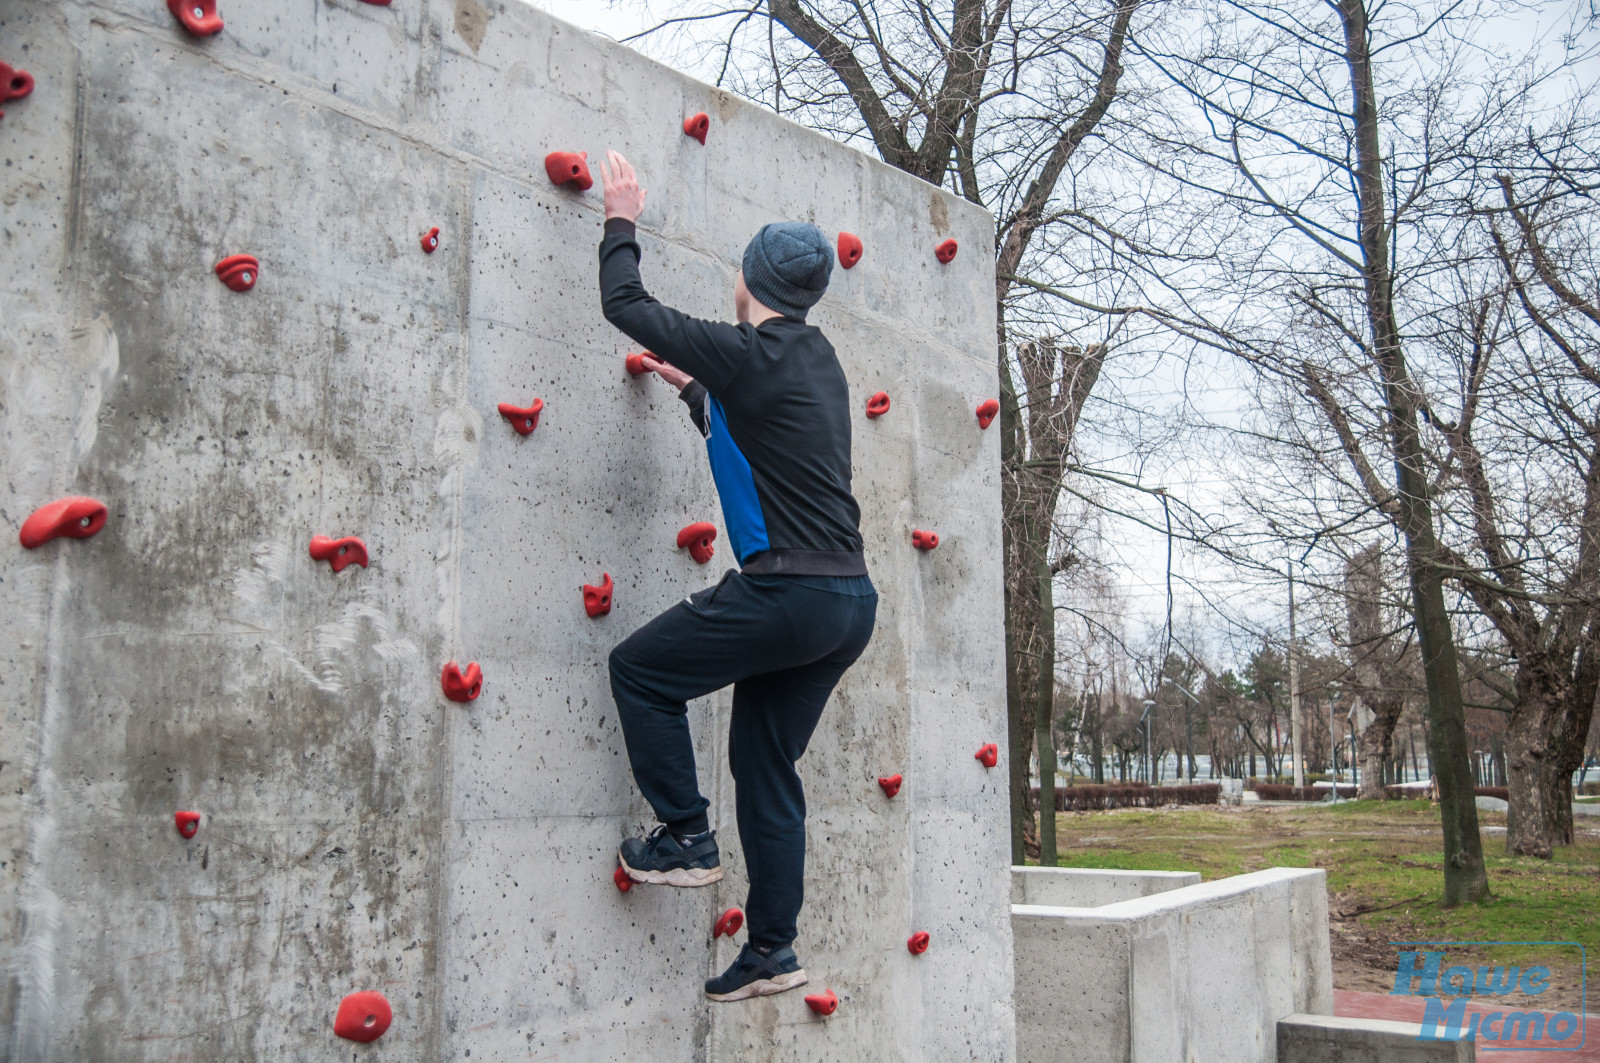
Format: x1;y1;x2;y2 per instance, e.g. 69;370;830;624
596;151;878;1003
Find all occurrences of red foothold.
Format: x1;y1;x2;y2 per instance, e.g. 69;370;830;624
908;931;930;955
936;238;958;264
497;399;544;436
683;112;710;145
805;988;839;1016
19;496;108;549
167;0;223;36
358;0;393;4
976;398;1000;430
309;535;369;573
837;232;863;269
583;573;614;618
0;63;34;121
214;254;259;292
544;150;593;191
625;352;654;377
865;391;891;419
878;773;903;799
975;743;998;769
441;660;482;703
676;522;717;565
713;907;744;938
912;529;939;551
174;811;200;839
333;990;392;1043
613;865;633;892
421;226;440;253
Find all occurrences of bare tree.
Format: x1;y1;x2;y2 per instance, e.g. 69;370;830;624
1132;0;1500;901
1010;338;1103;860
1435;135;1600;855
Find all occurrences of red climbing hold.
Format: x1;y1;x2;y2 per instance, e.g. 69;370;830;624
584;573;614;618
907;931;930;955
19;496;108;549
0;63;34;121
975;743;999;768
421;226;440;253
625;352;655;377
333;990;392;1043
441;660;482;703
683;112;710;145
174;811;200;839
676;522;717;565
544;150;593;191
936;238;958;264
976;398;1000;429
805;989;839;1017
865;391;891;419
214;254;259;292
309;535;369;573
837;232;863;269
878;773;903;799
497;399;544;436
358;0;393;4
167;0;223;36
912;529;939;551
713;907;744;938
613;865;633;892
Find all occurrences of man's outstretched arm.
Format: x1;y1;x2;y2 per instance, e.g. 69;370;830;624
597;151;749;394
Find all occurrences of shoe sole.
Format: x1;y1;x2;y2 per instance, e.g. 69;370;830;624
617;853;724;888
704;968;809;1002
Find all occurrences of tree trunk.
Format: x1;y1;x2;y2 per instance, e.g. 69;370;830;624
1091;694;1105;783
1505;681;1556;858
1356;701;1403;800
1337;0;1488;904
1036;563;1057;866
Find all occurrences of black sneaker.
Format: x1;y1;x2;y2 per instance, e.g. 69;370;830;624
617;825;723;888
704;943;809;1002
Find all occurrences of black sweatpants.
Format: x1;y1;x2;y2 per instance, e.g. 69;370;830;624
608;569;877;949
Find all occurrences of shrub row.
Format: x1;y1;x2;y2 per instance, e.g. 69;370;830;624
1028;782;1222;811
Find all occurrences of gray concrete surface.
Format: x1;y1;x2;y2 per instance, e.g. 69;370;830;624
1276;1013;1475;1062
1010;866;1200;908
0;1;1011;1059
1013;867;1333;1063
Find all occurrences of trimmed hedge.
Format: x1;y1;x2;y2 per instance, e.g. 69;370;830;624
1029;782;1222;811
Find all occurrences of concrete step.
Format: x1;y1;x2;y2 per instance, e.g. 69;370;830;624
1277;1013;1475;1062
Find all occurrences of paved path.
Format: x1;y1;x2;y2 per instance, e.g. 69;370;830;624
1336;990;1598;1060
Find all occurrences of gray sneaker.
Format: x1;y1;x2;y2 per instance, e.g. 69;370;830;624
704;943;809;1002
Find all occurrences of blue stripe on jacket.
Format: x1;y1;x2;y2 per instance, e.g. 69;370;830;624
705;395;770;563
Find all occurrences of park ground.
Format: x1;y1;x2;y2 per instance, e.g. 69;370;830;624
1042;799;1599;1013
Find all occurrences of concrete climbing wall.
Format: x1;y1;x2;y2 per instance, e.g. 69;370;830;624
0;1;1011;1059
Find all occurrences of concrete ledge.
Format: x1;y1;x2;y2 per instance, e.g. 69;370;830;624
1010;866;1201;908
1013;868;1333;1062
1277;1013;1475;1062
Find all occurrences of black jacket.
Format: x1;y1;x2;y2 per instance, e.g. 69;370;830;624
598;218;865;575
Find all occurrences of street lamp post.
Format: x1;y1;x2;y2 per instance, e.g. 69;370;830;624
1162;677;1202;783
1141;699;1156;784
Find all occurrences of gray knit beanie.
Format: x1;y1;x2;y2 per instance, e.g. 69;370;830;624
740;222;833;319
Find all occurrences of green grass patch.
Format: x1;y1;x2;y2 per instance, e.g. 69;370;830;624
1039;800;1600;969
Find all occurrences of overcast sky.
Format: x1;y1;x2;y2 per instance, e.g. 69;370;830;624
511;0;1598;679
